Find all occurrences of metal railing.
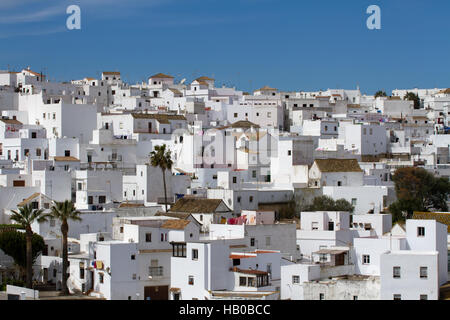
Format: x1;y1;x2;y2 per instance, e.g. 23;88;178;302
149;266;163;277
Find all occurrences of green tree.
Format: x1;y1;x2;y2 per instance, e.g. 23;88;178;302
404;92;421;109
50;200;81;295
374;90;387;98
389;167;450;223
150;144;174;213
10;204;50;288
305;195;354;213
0;230;45;283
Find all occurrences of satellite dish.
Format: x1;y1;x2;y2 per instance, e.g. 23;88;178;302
180;78;186;85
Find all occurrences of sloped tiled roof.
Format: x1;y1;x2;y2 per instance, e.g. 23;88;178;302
168;88;182;96
17;193;41;207
256;85;277;91
149;73;174;79
160;219;191;230
218;120;260;130
170;198;225;214
413;211;450;232
53;156;80;162
131;113;186;124
314;158;363;173
0;119;22;125
154;212;192;219
195;76;214;81
102;71;120;75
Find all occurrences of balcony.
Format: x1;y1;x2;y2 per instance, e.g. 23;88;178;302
149;266;164;277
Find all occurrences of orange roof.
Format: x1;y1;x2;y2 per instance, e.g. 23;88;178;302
230;254;256;259
103;71;120;75
254;250;278;254
53;156;80;162
149;73;174;79
160;219;191;230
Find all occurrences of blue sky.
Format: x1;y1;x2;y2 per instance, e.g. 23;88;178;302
1;0;449;94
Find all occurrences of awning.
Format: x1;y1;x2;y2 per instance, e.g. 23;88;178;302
169;287;181;293
314;249;348;255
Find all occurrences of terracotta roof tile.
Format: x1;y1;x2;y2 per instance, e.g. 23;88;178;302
160;219;191;230
314;158;363;173
170;198;227;214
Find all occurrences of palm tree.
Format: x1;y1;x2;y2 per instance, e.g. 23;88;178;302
50;200;81;295
374;90;387;98
150;144;173;212
10;203;51;289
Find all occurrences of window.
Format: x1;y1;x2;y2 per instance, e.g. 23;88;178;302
363;255;370;264
233;177;237;184
265;236;271;246
393;294;401;300
188;276;194;285
237;196;241;203
292;275;300;284
52;113;56;120
132;274;137;280
146;233;152;242
24;149;29;156
288;150;291;156
240;277;247;286
353;296;358;300
252;171;257;178
417;227;425;237
319;293;324;300
351;198;357;206
249;196;253;203
420;294;428;300
393;266;401;279
131;254;135;260
64;150;70;157
420;267;428;279
99;196;106;204
234;113;238;118
250;238;255;247
192;249;198;261
120;227;124;233
99;273;104;284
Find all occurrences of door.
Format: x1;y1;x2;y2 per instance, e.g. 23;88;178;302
144;286;169;300
90;270;94;291
328;221;334;231
148;122;152;133
43;268;48;283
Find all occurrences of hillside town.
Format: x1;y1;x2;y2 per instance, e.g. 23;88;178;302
0;67;449;300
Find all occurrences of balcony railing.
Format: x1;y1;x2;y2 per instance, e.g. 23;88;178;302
149;266;163;277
